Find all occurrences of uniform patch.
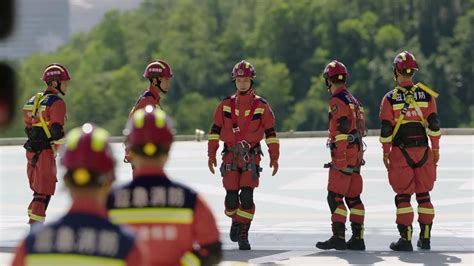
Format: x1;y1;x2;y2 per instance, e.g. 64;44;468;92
331;104;338;114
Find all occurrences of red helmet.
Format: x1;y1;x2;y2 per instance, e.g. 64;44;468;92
323;60;349;80
60;123;115;186
393;51;418;74
232;60;256;80
41;63;71;82
143;60;173;79
125;106;174;157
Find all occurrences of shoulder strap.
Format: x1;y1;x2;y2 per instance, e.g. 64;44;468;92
229;95;260;144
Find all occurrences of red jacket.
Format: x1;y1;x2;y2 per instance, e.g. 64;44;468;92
129;86;161;118
208;90;279;162
328;86;366;155
107;167;222;266
23;88;66;141
12;199;146;266
379;81;441;153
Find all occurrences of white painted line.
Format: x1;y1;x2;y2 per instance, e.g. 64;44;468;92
248;250;316;264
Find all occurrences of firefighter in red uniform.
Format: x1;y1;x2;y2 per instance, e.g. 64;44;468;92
12;123;146;266
22;63;70;227
207;60;280;250
109;107;222;266
124;59;173;167
316;60;366;251
379;51;440;251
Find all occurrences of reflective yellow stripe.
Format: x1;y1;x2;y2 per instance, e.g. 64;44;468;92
418;207;435;215
424;224;430;239
350;208;365;216
335;134;348;142
407;225;413;241
416;102;428;108
359;107;365;113
254;108;265;115
180;251;201;266
208;134;220;141
334;208;347;217
427;129;441;137
265;137;279;145
223;105;231;113
26;254;125;266
392;103;405;110
225;209;237;217
109;208;193;224
29;213;45;222
236;209;254;220
24;105;46;112
392;101;428;110
379;135;392;143
397;207;414;215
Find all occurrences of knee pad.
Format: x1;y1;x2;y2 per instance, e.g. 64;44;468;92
327;191;344;213
395;194;411;206
416;192;431;204
344;195;362;209
44;195;52;210
225;190;239;209
239;187;254;209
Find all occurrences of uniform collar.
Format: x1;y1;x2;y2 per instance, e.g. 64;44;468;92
331;85;347;95
148;85;161;100
45;87;59;95
69;198;108;218
398;80;414;87
234;89;255;103
134;166;167;178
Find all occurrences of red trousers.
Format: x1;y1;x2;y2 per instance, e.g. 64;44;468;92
328;145;365;225
26;150;57;223
221;152;261;223
388;146;436;226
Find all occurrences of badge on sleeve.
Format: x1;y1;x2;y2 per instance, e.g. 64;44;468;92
331;104;338;114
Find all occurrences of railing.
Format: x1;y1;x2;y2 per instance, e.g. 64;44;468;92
0;128;472;146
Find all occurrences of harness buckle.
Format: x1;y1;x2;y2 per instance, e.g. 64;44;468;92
232;127;241;133
239;140;251;149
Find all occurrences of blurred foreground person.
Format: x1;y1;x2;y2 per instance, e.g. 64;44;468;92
109;107;222;265
12;123;146;266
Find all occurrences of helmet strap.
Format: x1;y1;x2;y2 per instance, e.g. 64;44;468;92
48;80;65;95
151;78;167;94
325;78;332;93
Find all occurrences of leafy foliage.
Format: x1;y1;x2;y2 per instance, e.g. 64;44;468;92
1;0;472;136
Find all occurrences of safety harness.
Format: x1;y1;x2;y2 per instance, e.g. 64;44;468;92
391;83;438;168
24;92;57;166
220;94;263;179
325;91;366;175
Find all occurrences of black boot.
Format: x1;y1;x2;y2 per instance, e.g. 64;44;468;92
316;222;347;250
238;222;251;250
229;221;240;242
390;224;413;251
347;223;366;251
417;223;432;250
